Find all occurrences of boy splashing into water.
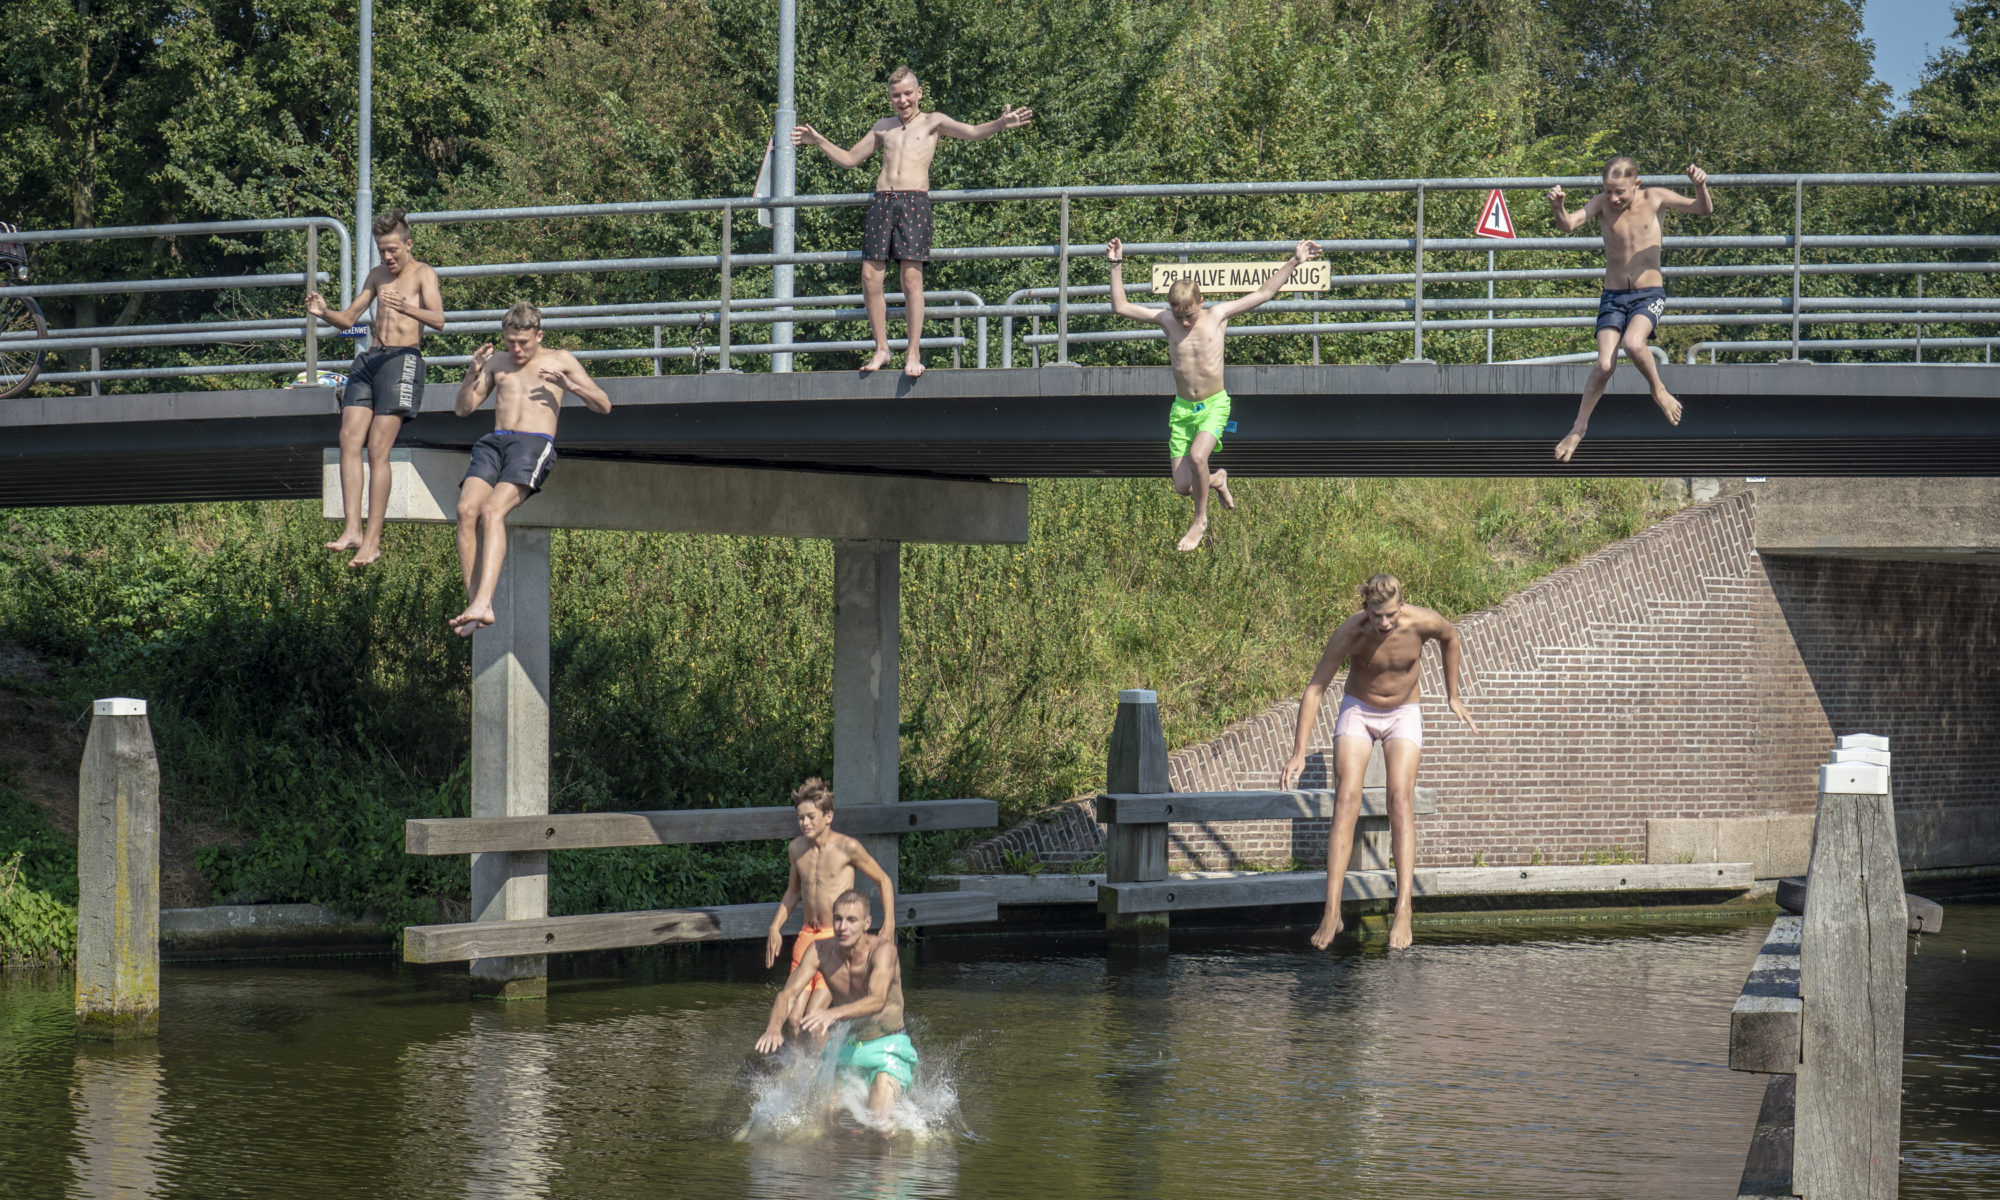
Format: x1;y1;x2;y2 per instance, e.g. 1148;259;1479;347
765;778;896;1043
1547;158;1713;462
1106;237;1320;551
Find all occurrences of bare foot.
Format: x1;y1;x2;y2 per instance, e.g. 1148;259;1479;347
1175;517;1208;553
347;547;383;569
860;347;893;374
1310;913;1344;950
1654;390;1683;425
448;606;495;638
1388;907;1414;950
1554;431;1584;463
325;533;363;552
1213;469;1236;511
903;356;925;379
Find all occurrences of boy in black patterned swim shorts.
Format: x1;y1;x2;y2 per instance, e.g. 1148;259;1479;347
1546;158;1714;463
793;66;1031;378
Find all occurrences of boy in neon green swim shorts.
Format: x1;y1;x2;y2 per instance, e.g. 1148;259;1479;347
755;888;917;1123
1108;236;1320;551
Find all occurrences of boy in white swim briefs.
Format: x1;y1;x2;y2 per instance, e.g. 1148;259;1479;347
1281;574;1477;951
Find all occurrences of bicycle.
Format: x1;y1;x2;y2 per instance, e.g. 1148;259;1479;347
0;222;47;399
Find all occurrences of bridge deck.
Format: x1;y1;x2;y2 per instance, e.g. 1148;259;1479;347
4;363;1994;505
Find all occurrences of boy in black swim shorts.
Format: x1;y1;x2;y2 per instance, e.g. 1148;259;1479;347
794;65;1031;378
447;301;610;637
308;208;445;567
1546;158;1713;463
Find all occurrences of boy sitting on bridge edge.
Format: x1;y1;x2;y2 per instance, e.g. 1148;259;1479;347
447;302;610;637
1547;159;1713;463
1106;236;1320;551
793;66;1032;378
308;208;445;568
765;777;896;1044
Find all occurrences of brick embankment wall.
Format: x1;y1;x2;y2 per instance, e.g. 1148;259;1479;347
964;492;2000;874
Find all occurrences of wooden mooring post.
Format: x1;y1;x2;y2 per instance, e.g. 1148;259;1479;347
1730;733;1907;1200
1104;689;1170;941
75;698;160;1040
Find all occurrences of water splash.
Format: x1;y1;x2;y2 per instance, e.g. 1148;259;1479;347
738;1024;963;1142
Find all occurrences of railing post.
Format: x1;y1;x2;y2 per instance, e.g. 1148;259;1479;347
1408;185;1427;363
715;204;734;373
1915;272;1924;363
75;698;159;1040
90;347;100;397
1795;734;1903;1200
1055;190;1072;365
977;314;987;369
1486;247;1495;364
953;307;962;370
1790;179;1804;361
652;324;661;376
305;230;319;382
1104;688;1170;941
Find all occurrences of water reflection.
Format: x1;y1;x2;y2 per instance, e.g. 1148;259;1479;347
399;1004;561;1200
69;1042;165;1199
744;1137;958;1200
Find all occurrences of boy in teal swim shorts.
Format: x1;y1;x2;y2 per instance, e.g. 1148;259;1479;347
1108;236;1320;551
755;889;916;1122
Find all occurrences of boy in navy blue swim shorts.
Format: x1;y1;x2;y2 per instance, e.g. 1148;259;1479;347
447;301;611;637
1546;158;1714;463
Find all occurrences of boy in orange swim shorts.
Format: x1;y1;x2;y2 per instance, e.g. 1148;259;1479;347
764;777;896;1042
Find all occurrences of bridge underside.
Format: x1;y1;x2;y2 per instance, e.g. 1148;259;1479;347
4;363;1994;506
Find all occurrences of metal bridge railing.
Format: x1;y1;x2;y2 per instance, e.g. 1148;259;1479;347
6;173;2000;392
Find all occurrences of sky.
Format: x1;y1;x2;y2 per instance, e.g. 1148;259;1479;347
1862;0;1965;107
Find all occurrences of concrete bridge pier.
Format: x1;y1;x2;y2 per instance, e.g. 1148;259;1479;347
469;528;551;1000
834;540;901;907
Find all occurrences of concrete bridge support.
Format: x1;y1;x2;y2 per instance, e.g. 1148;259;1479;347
834;540;901;903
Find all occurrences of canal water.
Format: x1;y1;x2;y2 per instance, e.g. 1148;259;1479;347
3;905;1995;1199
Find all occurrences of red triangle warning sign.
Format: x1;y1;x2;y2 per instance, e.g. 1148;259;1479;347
1474;188;1516;240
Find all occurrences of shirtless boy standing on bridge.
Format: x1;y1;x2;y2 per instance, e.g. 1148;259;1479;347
756;888;917;1123
1106;237;1320;551
792;66;1032;378
308;209;445;568
1547;159;1714;462
1279;574;1476;950
764;777;896;1041
447;302;610;636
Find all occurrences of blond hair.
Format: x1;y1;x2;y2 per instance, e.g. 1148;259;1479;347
1167;278;1202;314
1603;156;1639;181
887;65;919;89
1359;573;1402;609
501;301;542;331
791;776;834;813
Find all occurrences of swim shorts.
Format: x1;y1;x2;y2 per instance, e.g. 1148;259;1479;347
1596;287;1667;337
861;190;934;263
1168;390;1232;459
462;430;557;496
343;345;424;419
791;924;835;993
838;1029;919;1092
1333;693;1424;747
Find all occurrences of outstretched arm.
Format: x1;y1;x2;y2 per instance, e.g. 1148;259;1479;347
1420;610;1479;733
791;123;879;170
1546;185;1594;234
1279;625;1355;789
801;942;898;1033
845;838;897;942
1213;240;1319;320
934;105;1034;141
454;344;496;417
539;351;611;414
755;944;825;1052
1655;165;1714;215
1106;239;1165;323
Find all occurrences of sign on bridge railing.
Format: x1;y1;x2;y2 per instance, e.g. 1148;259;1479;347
1150;260;1330;293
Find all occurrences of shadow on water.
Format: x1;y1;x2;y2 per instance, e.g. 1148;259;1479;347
2;906;1996;1200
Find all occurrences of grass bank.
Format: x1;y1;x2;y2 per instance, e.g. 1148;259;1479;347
0;476;1673;950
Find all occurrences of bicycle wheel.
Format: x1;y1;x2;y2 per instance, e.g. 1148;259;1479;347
0;290;47;400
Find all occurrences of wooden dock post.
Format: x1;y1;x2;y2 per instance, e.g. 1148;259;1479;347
1795;735;1903;1200
1104;689;1170;940
75;698;160;1040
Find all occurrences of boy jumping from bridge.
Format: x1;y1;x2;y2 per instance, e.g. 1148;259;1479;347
765;777;896;1043
308;209;445;568
447;302;610;636
792;66;1032;378
1106;237;1321;551
1280;574;1476;950
756;888;917;1126
1547;159;1713;462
